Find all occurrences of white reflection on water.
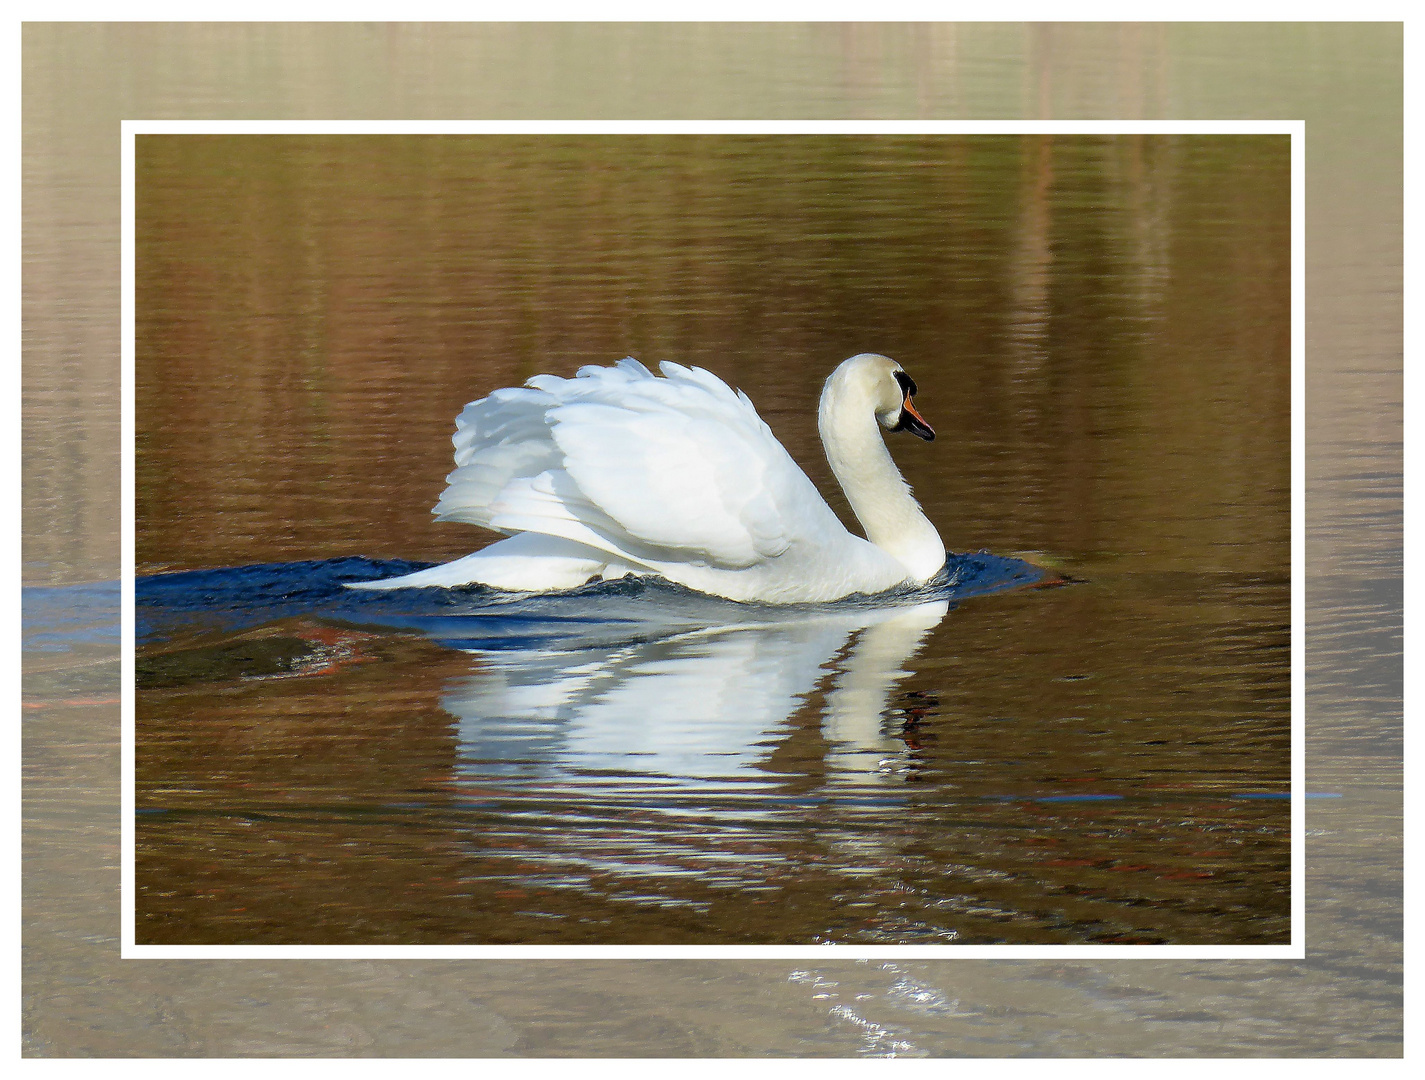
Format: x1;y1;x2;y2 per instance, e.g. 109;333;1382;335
441;600;948;785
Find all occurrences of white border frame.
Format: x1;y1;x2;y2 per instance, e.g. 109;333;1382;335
120;118;1306;960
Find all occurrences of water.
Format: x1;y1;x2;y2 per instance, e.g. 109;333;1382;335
117;131;1295;948
23;22;1398;1057
126;551;1287;945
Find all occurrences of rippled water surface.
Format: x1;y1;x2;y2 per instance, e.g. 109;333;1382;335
24;24;1402;1058
127;134;1291;946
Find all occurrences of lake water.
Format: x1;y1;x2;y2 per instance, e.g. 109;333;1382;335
22;23;1401;1058
127;134;1290;946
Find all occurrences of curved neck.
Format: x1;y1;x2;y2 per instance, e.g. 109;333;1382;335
818;392;946;582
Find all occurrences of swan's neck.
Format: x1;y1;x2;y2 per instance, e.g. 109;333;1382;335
819;397;946;582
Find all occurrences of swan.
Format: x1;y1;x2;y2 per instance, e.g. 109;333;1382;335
350;353;945;603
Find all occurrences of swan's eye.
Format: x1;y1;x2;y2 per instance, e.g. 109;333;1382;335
893;371;918;399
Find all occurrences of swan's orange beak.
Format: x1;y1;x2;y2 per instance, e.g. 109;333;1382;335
894;395;936;441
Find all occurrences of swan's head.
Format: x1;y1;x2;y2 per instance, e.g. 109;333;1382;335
823;353;935;442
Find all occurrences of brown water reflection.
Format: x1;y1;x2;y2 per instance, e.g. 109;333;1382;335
136;135;1288;577
133;133;1289;946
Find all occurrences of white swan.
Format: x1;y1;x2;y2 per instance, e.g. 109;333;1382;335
351;353;945;603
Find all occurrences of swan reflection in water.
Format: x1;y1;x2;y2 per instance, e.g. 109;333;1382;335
131;554;1039;929
440;597;949;787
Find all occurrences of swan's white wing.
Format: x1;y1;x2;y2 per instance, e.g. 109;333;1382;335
432;385;564;528
434;358;664;530
432;359;845;573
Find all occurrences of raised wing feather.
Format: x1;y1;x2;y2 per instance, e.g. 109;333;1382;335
431;359;841;572
433;385;563;528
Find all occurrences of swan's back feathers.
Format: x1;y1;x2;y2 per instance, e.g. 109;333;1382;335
432;359;843;573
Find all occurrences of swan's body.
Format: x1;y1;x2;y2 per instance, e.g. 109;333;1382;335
352;353;945;603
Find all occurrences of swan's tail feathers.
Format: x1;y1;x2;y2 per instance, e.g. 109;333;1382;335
344;534;612;592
